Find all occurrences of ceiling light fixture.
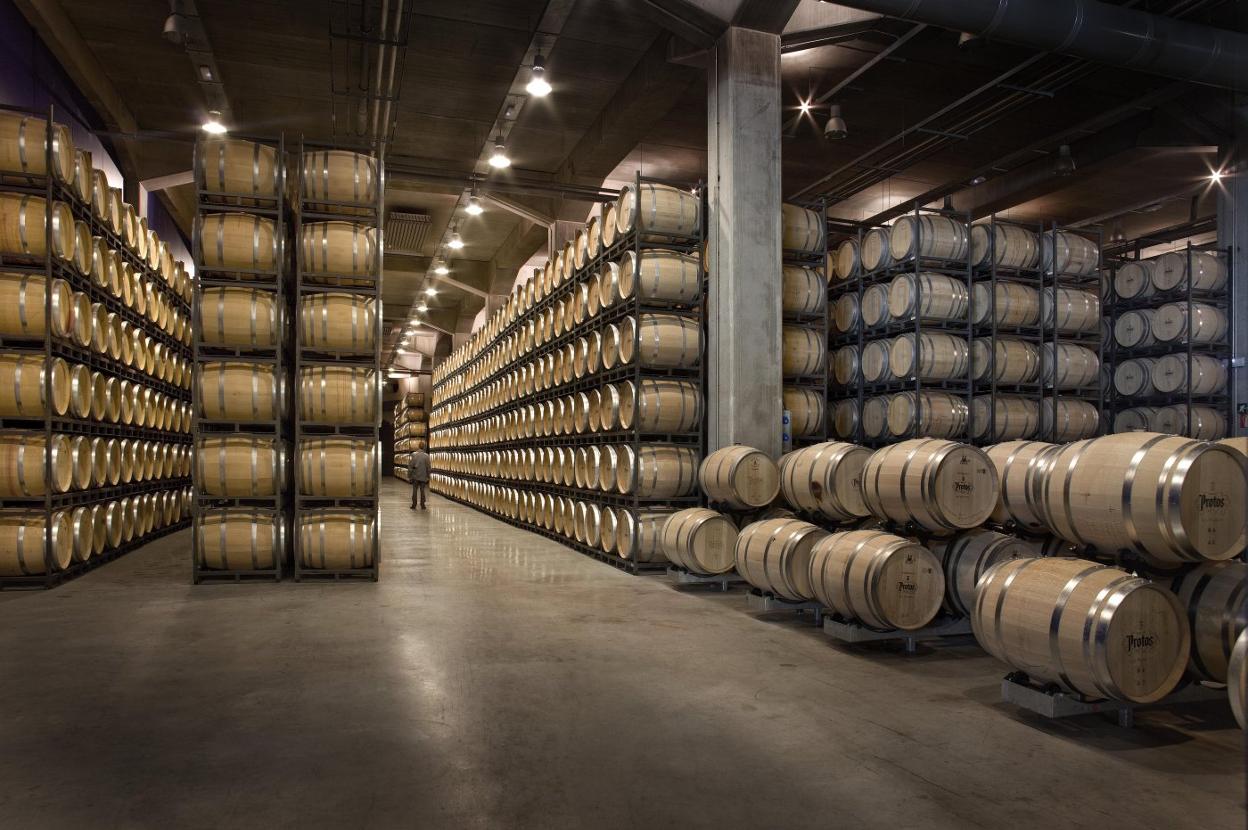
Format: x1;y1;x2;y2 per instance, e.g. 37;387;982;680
418;303;429;313
824;103;847;141
448;231;464;250
425;287;437;297
433;259;449;275
526;53;552;98
1210;169;1223;183
799;99;812;115
488;137;511;169
969;175;987;186
1111;224;1126;243
465;195;484;216
1054;144;1076;177
201;110;227;135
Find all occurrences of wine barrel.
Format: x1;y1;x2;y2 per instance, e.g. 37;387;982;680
1113;259;1155;300
974;557;1188;703
1150;404;1226;440
67;291;91;347
300;222;379;277
860;340;892;384
781;265;826;315
887;272;968;322
1041;287;1100;334
298;508;376;569
1150;353;1225;395
832;293;859;334
970;280;1040;328
734;518;828;601
1114;406;1159;433
301;150;379;205
299;437;376;496
782;325;825;377
889;332;968;381
860;283;889;328
778;441;871;522
1040;230;1099;277
831;345;860;387
784;386;824;437
195;212;279;272
67;435;92;490
862;439;998;533
808;529;945;630
860;226;892;272
833;239;859;282
831;399;860;441
298;366;378;424
615;182;700;241
0;432;72;496
1039;398;1099;442
198;138;280;198
781;204;825;254
1113;357;1157;397
931;529;1038;618
615;444;698;497
616;510;671;563
1041;432;1246;564
699;445;780;509
1152;302;1228;344
0;353;71;417
618;378;703;433
969;396;1038;442
970;222;1039;269
1231;630;1248;729
887;391;968;440
197;361;285;421
0;194;75;265
70;503;99;554
3;112;75;180
983;440;1057;532
0;273;71;340
616;313;701;369
298;292;377;350
0;509;72;575
1170;561;1248;683
617;250;702;305
1041;343;1099;390
88;502;108;555
660;508;738;575
861;395;893;440
195;434;284;496
1152;250;1227;293
970;337;1040;384
889;214;967;263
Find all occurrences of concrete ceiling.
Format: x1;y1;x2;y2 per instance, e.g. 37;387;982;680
19;0;1240;373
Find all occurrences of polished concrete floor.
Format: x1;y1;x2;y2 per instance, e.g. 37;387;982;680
0;479;1243;829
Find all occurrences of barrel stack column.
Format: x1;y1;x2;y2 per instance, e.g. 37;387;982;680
706;25;784;458
1218;106;1246;437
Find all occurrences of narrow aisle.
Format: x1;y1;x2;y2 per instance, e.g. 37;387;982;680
0;479;1239;830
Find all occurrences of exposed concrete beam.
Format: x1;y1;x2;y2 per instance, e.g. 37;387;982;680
732;0;802;34
639;0;726;48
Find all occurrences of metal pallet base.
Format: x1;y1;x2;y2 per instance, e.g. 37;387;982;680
746;589;824;622
666;566;744;591
821;614;974;655
1000;672;1228;728
0;520;191;590
194;569;282;584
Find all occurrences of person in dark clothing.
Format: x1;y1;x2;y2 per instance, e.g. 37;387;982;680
409;442;430;510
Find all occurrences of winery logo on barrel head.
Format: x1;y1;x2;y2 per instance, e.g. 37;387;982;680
896;581;916;593
953;480;972;494
1198;493;1226;511
1125;633;1156;653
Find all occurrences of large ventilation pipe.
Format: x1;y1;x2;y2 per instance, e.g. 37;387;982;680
820;0;1246;90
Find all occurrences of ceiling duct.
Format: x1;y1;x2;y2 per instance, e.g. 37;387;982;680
385;211;432;256
161;0;231;120
822;0;1246;89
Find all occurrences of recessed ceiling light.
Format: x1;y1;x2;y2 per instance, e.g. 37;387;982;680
201;110;227;134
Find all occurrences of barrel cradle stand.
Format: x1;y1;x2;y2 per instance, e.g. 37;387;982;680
1104;237;1234;441
821;614;974;656
999;672;1228;728
781;198;830;449
291;136;383;583
425;172;708;576
191;132;288;584
666;564;746;591
2;102;193;588
745;589;825;623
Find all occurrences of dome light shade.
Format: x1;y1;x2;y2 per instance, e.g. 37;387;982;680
433;260;449;275
1055;144;1076;177
465;195;484;215
202;110;227;134
526;54;551;98
824;103;847;141
488;138;511;169
448;232;464;250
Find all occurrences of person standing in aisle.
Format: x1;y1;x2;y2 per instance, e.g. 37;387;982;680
409;441;430;510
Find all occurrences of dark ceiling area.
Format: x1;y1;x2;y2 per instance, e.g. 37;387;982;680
17;0;1244;371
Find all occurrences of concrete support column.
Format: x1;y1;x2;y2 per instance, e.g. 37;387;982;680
1217;98;1247;436
706;26;783;457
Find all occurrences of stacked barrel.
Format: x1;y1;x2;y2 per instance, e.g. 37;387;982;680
191;135;288;581
291;145;381;581
827;210;974;446
968;221;1102;443
780;203;829;448
1107;246;1231;439
393;391;425;481
428;177;704;573
0;108;193;585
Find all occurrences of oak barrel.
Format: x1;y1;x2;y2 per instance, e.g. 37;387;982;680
660;508;737;575
0;431;73;496
0;113;74;181
197;361;285;421
299;437;377;496
298;366;378;424
699;445;780;509
735;518;828;601
616;510;672;563
778;441;871;522
195;212;279;272
931;528;1038;617
808;529;944;630
1150;353;1225;395
298;508;376;569
887;391;968;441
983;440;1057;532
615;444;698;497
615;183;700;240
0;353;71;417
617;250;702;304
1231;630;1247;729
298;292;377;350
781;265;826;314
0;273;71;340
1152;302;1228;344
301;150;379;205
781;204;825;254
198;138;280;198
784;386;824;437
195;434;285;497
887;272;968;322
1152;250;1227;293
969;396;1038;443
860;226;891;271
970;222;1039;269
862;439;998;533
0;509;72;575
782;325;825;377
1171;561;1248;683
300;221;379;277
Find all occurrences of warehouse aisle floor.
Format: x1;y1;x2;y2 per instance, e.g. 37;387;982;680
0;479;1242;829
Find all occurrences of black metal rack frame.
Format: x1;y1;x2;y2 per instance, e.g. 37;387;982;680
290;136;383;583
0;103;193;589
428;173;706;575
191;132;288;584
783;198;829;449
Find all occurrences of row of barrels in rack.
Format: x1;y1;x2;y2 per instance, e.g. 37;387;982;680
195;287;377;352
194;211;379;280
0;432;191;496
195;507;376;572
392;394;427;471
830;219;1100;281
1;486;192;577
